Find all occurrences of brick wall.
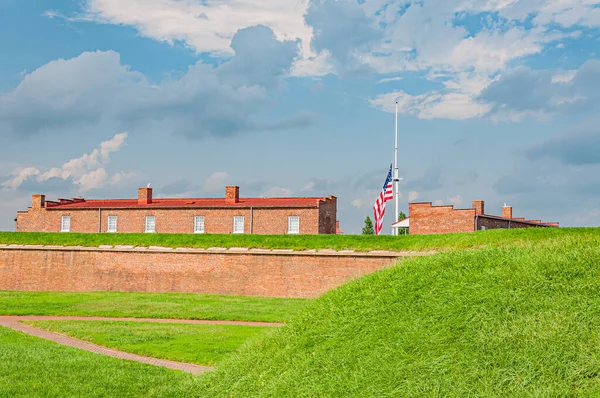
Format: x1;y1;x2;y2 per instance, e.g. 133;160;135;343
17;206;330;235
409;202;476;235
318;197;337;234
0;247;421;298
477;216;550;230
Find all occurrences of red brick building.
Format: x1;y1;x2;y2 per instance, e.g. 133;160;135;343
408;200;558;235
16;186;338;235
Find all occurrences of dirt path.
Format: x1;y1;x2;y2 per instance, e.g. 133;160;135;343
0;315;283;374
0;315;284;327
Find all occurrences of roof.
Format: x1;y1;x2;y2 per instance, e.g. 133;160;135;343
44;197;331;210
391;218;410;228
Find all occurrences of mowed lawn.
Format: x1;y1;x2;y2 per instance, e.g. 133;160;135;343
25;320;274;365
0;326;196;397
0;291;308;322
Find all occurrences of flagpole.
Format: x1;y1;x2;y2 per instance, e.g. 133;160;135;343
394;101;399;236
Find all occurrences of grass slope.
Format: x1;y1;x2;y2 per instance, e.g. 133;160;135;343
0;228;587;252
26;320;273;365
0;291;306;322
0;326;195;397
187;228;600;397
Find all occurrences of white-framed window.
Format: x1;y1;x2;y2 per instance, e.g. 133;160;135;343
194;216;205;234
107;216;117;233
61;216;71;232
288;216;300;234
145;216;156;233
233;216;245;234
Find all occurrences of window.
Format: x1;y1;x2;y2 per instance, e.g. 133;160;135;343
194;216;205;234
481;226;486;231
233;216;245;234
61;216;70;232
107;216;117;233
145;216;155;233
288;216;300;234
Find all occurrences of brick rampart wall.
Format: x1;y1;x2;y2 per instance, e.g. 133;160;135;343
0;246;425;298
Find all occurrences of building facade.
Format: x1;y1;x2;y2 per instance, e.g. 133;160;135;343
408;200;558;235
16;186;338;235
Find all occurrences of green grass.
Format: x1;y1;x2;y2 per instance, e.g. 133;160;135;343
25;320;272;366
0;228;587;252
0;326;196;397
181;228;600;397
0;291;307;322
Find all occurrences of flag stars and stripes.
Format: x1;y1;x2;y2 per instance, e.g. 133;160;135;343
373;164;394;236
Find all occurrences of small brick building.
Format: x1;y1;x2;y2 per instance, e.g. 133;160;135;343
408;200;558;235
16;186;338;235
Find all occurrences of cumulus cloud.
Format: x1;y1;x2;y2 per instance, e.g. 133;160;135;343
0;25;310;138
479;60;600;118
1;132;131;193
305;0;382;74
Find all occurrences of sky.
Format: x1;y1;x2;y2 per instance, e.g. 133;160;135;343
1;0;600;234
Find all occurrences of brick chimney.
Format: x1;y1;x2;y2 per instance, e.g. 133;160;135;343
502;205;513;219
472;200;484;215
32;194;45;209
226;186;239;203
138;187;152;205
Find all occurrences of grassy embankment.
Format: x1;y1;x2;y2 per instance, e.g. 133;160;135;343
171;228;600;397
0;291;306;322
0;228;584;252
25;321;272;366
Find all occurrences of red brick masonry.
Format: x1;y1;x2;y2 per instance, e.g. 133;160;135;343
0;245;428;298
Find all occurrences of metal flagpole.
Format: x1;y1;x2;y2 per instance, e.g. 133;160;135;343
394;102;399;236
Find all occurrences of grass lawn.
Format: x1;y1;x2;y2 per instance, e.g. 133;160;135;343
0;227;593;252
0;326;196;397
186;229;600;397
26;320;273;365
0;291;307;322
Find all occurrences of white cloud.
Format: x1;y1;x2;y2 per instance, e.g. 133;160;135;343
300;181;315;192
1;167;40;190
370;90;491;120
377;76;404;84
351;198;363;208
447;195;463;206
261;186;294;197
552;70;577;83
204;172;229;193
408;191;420;202
110;171;138;186
76;168;108;191
52;0;318;75
1;132;131;193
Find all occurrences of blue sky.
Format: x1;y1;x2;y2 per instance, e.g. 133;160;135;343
1;0;600;233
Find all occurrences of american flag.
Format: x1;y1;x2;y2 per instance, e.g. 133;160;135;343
373;164;394;235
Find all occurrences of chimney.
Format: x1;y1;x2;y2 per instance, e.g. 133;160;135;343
472;200;484;215
138;187;152;205
226;186;239;203
32;194;45;209
502;205;513;219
